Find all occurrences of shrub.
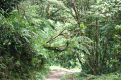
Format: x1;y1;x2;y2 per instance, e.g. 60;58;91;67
0;24;46;79
0;0;22;16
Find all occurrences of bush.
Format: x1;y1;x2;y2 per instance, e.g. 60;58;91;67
0;24;46;79
0;0;22;16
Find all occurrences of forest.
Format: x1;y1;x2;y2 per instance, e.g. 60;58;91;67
0;0;121;80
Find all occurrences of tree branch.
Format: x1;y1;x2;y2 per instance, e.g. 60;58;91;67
46;28;66;43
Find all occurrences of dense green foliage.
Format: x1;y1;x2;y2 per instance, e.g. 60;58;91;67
37;0;121;75
0;0;23;16
0;16;47;80
0;0;121;80
61;72;121;80
0;0;47;79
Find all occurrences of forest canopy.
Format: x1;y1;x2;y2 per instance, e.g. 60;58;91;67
0;0;121;80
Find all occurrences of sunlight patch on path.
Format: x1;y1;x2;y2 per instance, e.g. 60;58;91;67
46;66;81;80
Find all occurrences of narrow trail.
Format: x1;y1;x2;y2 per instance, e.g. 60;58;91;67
46;66;80;80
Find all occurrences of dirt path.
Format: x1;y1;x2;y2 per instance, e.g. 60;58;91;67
46;66;80;80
